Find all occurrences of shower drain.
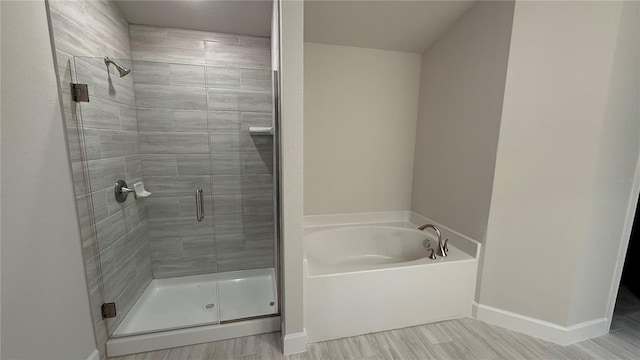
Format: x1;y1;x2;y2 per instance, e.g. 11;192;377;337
203;303;215;310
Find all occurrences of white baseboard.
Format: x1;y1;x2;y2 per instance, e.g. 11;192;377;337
473;303;609;346
86;349;100;360
282;330;307;355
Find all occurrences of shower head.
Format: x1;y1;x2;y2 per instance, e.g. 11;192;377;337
104;56;131;77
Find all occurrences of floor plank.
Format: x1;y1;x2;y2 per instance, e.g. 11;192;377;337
111;288;640;360
109;316;640;360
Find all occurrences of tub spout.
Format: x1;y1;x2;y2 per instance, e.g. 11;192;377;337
418;224;448;257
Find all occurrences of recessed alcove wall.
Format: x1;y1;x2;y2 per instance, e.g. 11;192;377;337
303;1;515;244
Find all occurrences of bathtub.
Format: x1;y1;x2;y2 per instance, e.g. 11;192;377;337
303;212;480;342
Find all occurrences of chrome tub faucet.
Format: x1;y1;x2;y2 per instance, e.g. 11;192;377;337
418;224;448;257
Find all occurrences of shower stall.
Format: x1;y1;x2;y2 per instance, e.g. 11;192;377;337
61;20;281;356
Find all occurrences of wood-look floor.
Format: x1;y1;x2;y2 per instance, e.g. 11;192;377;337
111;289;640;360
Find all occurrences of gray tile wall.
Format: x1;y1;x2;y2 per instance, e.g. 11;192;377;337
134;61;216;278
47;1;151;358
129;25;275;277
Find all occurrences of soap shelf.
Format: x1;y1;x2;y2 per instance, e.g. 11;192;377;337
114;180;151;203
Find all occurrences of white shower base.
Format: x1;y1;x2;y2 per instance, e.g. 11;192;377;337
113;268;278;337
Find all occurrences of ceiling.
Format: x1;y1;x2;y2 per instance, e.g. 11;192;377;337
305;0;476;53
113;0;273;37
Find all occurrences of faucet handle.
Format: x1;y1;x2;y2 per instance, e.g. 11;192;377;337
443;239;449;254
427;248;437;260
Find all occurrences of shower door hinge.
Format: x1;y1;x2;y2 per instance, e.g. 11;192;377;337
101;303;117;319
71;83;90;102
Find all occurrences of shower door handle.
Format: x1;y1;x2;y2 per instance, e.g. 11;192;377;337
195;188;204;222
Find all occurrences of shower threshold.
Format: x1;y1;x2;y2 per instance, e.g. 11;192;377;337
113;268;278;337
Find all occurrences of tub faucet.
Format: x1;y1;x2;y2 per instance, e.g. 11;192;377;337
418;224;448;257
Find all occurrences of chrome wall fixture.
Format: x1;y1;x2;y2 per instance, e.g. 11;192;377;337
114;180;134;203
104;56;131;77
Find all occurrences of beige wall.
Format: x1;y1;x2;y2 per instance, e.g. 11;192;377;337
567;0;639;325
280;0;305;345
304;43;421;215
1;1;96;358
411;0;514;242
479;0;639;326
1;2;3;356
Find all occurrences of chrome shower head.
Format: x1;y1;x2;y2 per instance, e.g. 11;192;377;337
104;56;131;77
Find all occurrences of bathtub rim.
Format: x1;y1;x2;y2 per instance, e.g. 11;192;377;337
303;211;481;277
304;210;481;259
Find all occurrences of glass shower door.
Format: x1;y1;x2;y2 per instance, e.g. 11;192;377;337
72;56;279;337
207;66;279;321
73;56;220;337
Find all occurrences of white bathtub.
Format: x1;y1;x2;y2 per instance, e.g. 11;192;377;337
305;225;475;275
303;212;480;342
